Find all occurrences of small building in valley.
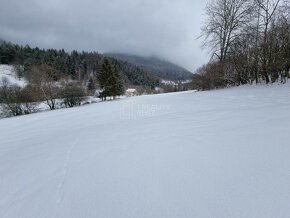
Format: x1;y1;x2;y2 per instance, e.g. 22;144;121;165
125;88;139;97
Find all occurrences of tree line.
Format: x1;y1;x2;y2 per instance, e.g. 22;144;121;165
0;42;159;88
0;71;87;116
193;0;290;90
0;42;161;117
0;57;125;117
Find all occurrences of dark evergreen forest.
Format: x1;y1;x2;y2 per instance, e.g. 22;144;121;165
0;42;159;88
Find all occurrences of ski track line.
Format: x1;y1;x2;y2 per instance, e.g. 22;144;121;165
53;132;81;218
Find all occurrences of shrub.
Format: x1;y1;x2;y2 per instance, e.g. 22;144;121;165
61;82;87;108
0;78;39;117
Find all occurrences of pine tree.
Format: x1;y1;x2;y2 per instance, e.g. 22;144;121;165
97;58;123;101
112;74;124;99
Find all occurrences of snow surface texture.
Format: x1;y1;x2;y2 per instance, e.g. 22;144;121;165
0;65;26;87
0;84;290;218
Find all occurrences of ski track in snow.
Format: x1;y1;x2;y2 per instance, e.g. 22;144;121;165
54;131;80;218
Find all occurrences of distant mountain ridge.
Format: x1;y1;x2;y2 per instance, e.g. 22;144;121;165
106;53;193;81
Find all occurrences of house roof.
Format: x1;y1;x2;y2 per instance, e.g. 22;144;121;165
126;88;137;93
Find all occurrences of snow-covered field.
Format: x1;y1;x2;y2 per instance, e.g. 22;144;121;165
0;84;290;218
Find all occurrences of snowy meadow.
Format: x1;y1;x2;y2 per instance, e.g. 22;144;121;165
0;83;290;218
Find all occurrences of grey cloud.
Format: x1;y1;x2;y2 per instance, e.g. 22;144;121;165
0;0;209;71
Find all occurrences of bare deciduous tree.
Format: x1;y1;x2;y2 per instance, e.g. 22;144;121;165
26;65;60;110
60;82;87;108
200;0;253;62
197;0;289;88
255;0;281;83
0;78;39;117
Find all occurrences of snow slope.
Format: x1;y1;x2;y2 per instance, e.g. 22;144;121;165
0;65;26;87
0;84;290;218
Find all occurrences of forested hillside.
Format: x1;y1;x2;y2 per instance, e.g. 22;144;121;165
0;42;159;88
106;53;193;81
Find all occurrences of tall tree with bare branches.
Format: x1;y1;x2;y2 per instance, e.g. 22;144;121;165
254;0;281;83
200;0;253;62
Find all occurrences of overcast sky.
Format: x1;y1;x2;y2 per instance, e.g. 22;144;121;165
0;0;209;72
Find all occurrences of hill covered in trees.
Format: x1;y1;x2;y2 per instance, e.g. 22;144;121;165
0;42;160;88
106;53;193;81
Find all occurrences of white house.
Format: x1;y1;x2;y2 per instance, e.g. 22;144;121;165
125;88;139;97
